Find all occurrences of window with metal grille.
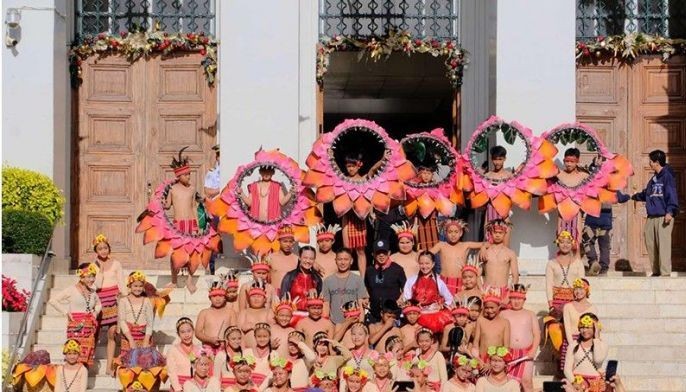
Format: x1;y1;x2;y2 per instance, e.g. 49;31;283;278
319;0;460;40
76;0;216;40
577;0;686;40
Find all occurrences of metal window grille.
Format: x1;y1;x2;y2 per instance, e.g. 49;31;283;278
577;0;686;40
319;0;460;40
76;0;216;40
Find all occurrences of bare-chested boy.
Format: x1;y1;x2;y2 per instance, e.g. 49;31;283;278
555;148;590;243
440;303;470;358
369;300;402;352
500;284;540;392
391;222;420;277
165;146;201;293
480;146;517;245
237;280;271;347
472;291;510;361
333;300;365;348
237;164;293;223
223;269;241;315
238;254;279;310
314;224;341;279
457;263;482;299
430;220;485;294
269;227;299;292
296;291;334;347
400;301;422;353
481;219;519;302
464;296;482;349
195;277;237;355
270;296;296;358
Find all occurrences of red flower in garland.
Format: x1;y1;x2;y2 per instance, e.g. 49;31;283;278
2;275;30;312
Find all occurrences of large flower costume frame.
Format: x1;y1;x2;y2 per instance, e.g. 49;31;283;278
538;123;633;220
401;129;466;218
135;180;220;274
463;116;558;218
210;149;320;254
304;118;416;218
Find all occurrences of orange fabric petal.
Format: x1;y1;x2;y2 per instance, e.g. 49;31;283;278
333;194;353;217
511;188;532;210
218;217;238;235
435;196;455;217
137;370;156;391
304;207;322;225
201;249;212;267
388;181;405;200
525;178;548;195
143;227;163;245
450;190;466;206
353;197;372;219
251;235;273;254
159;368;168;382
536;159;559;179
187;252;202;274
404;199;418;217
118;368;136;388
491;193;513;218
45;365;56;386
538;139;558;159
233;231;254;251
469;191;489;209
305;153;320;169
303;170;328;187
607;174;628;190
538;193;557;213
558;197;581;222
25;366;46;388
598;188;617;203
135;215;154;233
396;162;417;181
580;197;602;217
170;249;190;270
208;199;229;218
371;191;391;214
293;225;310;242
154;240;172;259
316;186;336;203
207;235;221;251
12;364;31;378
148;367;163;377
417;195;436;219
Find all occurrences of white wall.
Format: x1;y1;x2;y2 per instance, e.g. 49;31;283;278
495;0;576;273
2;0;70;258
218;0;319;184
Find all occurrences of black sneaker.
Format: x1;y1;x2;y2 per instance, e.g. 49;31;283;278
599;269;609;275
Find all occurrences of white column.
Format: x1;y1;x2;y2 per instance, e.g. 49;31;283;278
1;0;70;258
495;0;576;274
219;1;318;183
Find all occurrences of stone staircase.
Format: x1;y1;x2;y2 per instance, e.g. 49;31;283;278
32;272;686;391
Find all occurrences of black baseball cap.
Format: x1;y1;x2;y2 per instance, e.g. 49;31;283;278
373;239;390;253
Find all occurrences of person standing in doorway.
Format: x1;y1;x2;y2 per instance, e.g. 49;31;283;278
632;150;679;277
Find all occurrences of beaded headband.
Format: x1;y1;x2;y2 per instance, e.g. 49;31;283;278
176;317;194;332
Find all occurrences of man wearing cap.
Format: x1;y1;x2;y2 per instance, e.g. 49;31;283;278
364;239;407;323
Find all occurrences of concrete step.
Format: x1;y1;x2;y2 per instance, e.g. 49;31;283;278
531;359;686;376
45;302;208;317
532;375;686;392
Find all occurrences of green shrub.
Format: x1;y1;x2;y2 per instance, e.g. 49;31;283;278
2;209;53;255
2;166;64;224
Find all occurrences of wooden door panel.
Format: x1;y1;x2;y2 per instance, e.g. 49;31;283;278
75;53;216;269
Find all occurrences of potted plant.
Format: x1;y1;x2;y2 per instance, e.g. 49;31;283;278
2;275;29;348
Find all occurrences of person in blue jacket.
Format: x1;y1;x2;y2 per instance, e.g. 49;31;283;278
582;191;630;275
632;150;680;276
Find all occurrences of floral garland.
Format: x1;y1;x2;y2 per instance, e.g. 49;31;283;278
576;32;686;63
317;29;467;88
70;26;218;87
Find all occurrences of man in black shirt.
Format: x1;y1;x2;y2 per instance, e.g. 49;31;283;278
364;239;407;323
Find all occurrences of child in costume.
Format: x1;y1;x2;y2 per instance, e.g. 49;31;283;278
54;340;88;392
118;271;154;362
270;226;300;291
337;150;389;277
225;354;260;392
464;297;482;347
442;355;478;392
368;351;396;392
93;234;125;376
481;146;515;246
265;356;295;392
341;366;373;392
555;148;590;244
239;254;279;310
215;326;245;389
471;289;509;360
182;351;221;392
563;313;608;392
295;291;334;347
223;269;241;315
311;370;338;392
440;299;470;360
412;328;447;389
49;263;102;367
248;323;276;387
311;331;352;375
239;280;272;347
456;257;482;299
390;222;420;278
271;295;297;358
399;301;422;354
402;251;454;334
314;223;342;279
430;220;486;295
385;335;410;382
474;346;520;392
343;322;375;378
196;274;238;356
165;147;202;293
481;219;519;302
167;317;202;392
402;357;434;392
545;231;585;360
562;278;598;370
368;300;401;352
237;164;294;222
412;160;442;250
499;284;539;392
283;331;317;391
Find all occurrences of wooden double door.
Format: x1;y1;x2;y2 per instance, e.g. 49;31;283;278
577;56;686;272
73;53;217;269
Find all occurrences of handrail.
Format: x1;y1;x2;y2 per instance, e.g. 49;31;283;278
2;235;55;392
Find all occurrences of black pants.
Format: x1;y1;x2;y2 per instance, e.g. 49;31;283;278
584;227;611;270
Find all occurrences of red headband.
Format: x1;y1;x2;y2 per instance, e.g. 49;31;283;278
461;265;479;275
343;309;361;318
275;303;295;314
317;233;335;241
209;288;226;297
174;166;190;176
451;307;469;315
307;298;324;307
402;306;421;315
508;291;526;300
397;232;415;240
483;295;501;305
251;264;271;272
226;281;239;289
249;288;267;297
